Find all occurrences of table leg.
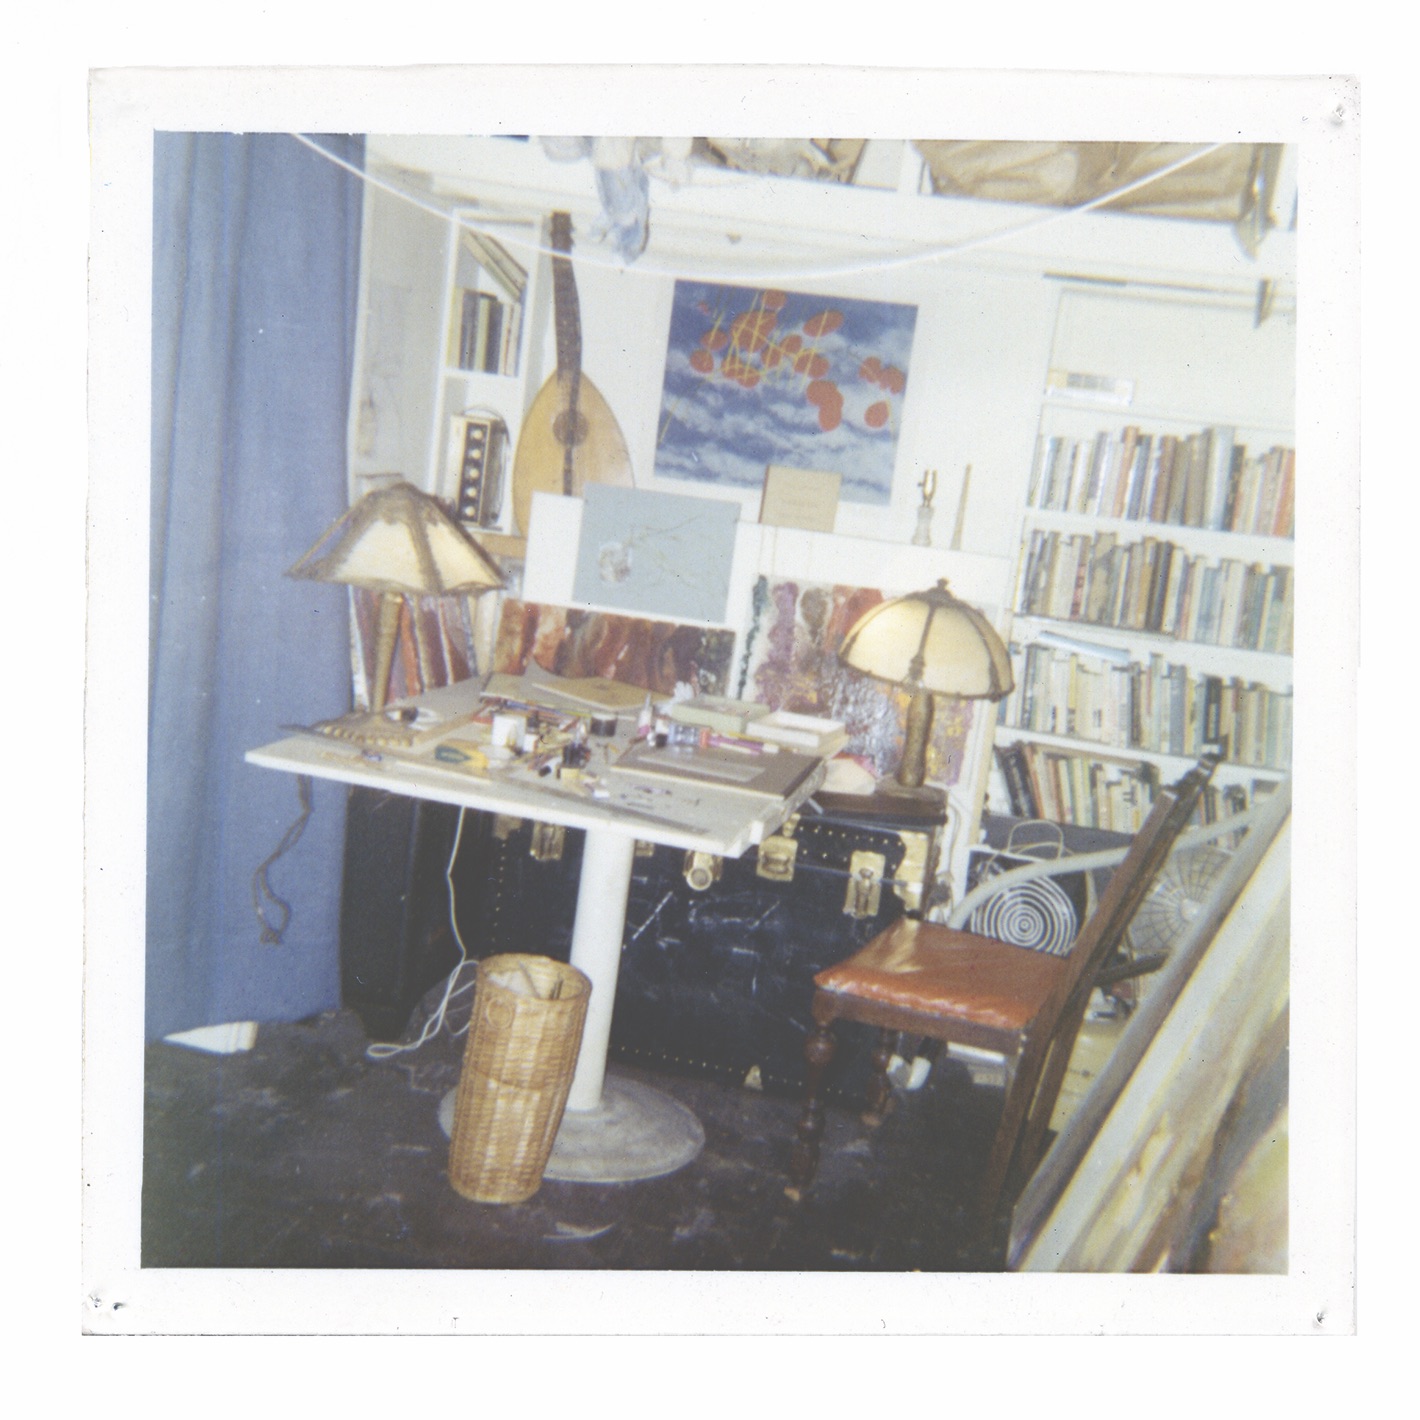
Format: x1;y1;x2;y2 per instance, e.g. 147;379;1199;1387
540;827;705;1182
564;829;637;1110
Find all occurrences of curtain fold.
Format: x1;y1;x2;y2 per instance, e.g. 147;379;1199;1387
147;132;365;1041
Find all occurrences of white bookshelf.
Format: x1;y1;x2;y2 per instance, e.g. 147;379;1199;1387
425;211;551;552
992;281;1296;825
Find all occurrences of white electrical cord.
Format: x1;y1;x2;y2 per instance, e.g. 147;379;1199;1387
291;132;1230;288
364;806;478;1059
946;800;1272;930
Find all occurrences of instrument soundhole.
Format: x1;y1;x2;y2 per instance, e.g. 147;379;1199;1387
553;408;589;447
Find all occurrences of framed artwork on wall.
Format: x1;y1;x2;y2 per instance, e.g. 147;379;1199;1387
654;280;918;505
571;485;739;624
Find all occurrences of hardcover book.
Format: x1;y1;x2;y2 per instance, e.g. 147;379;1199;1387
669;695;773;734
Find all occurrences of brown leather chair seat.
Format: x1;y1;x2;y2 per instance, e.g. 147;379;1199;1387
815;918;1068;1033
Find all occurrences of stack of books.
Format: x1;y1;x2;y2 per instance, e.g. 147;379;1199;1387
995;740;1259;832
447;229;528;377
668;697;849;757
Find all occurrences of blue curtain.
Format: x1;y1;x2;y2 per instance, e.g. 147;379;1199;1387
147;133;365;1041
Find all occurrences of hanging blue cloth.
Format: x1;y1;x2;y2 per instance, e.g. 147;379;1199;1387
146;133;364;1041
593;161;650;263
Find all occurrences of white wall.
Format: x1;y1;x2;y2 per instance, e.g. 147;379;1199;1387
560;232;1057;565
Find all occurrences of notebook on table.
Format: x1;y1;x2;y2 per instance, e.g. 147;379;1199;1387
613;739;825;801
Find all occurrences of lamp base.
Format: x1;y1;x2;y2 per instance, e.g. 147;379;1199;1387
897;686;934;788
875;782;948;812
304;707;428;750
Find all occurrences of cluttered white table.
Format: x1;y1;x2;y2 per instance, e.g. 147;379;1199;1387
247;668;842;1183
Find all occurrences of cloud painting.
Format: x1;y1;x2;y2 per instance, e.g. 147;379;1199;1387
655;280;918;505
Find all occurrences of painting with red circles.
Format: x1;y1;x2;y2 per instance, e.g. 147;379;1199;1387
655;280;917;505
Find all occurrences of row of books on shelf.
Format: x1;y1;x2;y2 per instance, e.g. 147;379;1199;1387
447;286;523;376
1028;423;1294;539
1001;644;1293;771
1016;528;1294;653
447;227;529;377
994;740;1263;833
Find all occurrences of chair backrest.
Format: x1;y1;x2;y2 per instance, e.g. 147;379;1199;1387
1006;752;1220;1198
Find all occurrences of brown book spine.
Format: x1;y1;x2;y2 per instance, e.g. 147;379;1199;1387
1084;532;1117;622
1022;744;1050;821
1222;446;1247;531
1145;541;1174;633
1110;426;1140;519
1111;545;1134;628
1182;428;1210;527
1130;537;1159;630
1272;447;1296;537
1167;435;1196;524
1068;535;1091;619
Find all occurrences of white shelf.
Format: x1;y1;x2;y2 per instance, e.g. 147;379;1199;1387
994;727;1288;783
1006;613;1294;688
441;368;525;417
1001;274;1296;833
443;364;522;385
1038;395;1294;443
366;136;1298;292
427;207;549;531
1019;507;1295;567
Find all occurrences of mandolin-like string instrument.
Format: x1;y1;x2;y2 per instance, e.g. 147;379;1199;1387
510;211;633;536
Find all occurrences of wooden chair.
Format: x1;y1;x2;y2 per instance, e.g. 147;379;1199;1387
786;753;1219;1241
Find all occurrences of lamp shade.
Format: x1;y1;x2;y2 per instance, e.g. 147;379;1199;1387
287;480;503;597
287;480;503;713
838;579;1013;700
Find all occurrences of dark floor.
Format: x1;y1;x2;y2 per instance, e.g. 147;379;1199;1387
142;999;1007;1272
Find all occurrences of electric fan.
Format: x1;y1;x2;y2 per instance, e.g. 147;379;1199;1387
1114;842;1232;1000
968;869;1079;956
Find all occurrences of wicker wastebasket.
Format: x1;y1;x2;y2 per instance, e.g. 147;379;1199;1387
447;954;592;1204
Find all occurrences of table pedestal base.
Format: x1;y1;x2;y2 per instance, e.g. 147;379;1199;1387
437;1070;704;1184
544;1074;705;1183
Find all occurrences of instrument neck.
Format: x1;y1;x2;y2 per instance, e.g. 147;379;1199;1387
550;212;582;379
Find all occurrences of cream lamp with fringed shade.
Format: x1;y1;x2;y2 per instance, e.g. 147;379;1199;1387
287;481;503;712
838;579;1013;789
